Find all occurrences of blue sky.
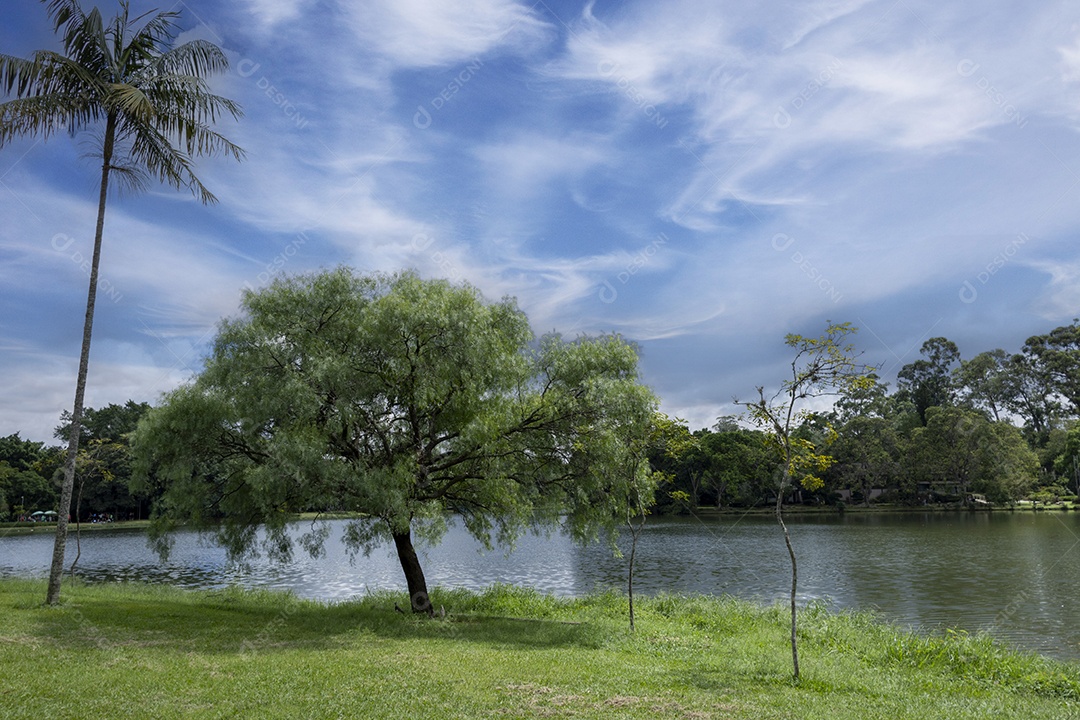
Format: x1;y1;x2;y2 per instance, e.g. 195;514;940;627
2;0;1080;443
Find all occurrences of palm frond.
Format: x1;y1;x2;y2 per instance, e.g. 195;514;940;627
127;9;181;54
104;161;150;196
157;40;231;79
76;129;148;195
0;92;99;144
43;0;86;37
64;6;105;65
142;77;244;130
0;53;44;96
127;119;218;204
6;0;242;202
28;50;105;98
105;82;154;122
1;50;95;101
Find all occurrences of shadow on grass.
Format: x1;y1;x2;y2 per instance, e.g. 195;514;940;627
3;580;606;655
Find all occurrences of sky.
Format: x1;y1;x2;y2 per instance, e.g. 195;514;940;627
2;0;1080;444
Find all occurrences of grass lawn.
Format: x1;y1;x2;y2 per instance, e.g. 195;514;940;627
0;579;1076;719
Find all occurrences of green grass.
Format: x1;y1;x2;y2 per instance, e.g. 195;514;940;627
0;579;1076;719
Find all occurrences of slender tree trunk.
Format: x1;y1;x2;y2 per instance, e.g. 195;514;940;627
776;479;800;680
626;504;645;632
46;114;116;605
392;527;432;615
69;474;84;579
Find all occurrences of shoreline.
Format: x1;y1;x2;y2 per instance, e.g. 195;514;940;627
2;502;1074;534
690;501;1078;516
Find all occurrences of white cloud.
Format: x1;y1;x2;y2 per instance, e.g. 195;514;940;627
1064;37;1080;82
0;347;191;444
472;133;610;200
240;0;310;31
341;0;553;68
1026;258;1080;321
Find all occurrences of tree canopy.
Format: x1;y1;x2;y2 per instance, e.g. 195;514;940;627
133;268;657;613
897;337;960;424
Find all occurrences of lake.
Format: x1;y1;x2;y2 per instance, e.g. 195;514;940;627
1;511;1077;661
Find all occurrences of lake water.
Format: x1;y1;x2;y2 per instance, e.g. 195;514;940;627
1;511;1078;661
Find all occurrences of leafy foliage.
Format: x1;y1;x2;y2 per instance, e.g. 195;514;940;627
1023;321;1080;415
133;269;657;611
897;337;960;424
742;321;873;498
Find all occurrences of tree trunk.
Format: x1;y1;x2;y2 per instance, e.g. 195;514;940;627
626;505;644;632
777;477;800;680
46;113;116;606
392;527;432;615
69;475;85;579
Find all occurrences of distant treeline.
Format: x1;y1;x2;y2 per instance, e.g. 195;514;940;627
0;401;152;521
4;320;1080;520
653;322;1080;511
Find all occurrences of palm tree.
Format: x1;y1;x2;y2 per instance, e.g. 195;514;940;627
0;0;243;604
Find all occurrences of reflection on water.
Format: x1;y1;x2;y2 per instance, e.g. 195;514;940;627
1;512;1077;661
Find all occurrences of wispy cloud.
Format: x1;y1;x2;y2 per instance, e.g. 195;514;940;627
3;0;1080;441
341;0;553;68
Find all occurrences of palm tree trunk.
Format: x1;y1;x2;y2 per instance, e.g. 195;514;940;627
46;113;115;605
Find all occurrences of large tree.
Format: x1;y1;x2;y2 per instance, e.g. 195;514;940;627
1023;321;1080;416
0;433;60;521
954;349;1010;422
133;269;657;613
828;375;904;503
1002;350;1061;446
897;337;960;424
0;0;243;604
56;400;151;447
829;414;900;505
54;402;151;522
909;407;1036;504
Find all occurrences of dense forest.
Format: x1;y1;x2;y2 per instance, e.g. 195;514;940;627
4;320;1080;522
0;401;150;522
652;321;1080;511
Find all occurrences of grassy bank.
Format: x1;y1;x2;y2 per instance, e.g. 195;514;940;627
0;580;1076;719
0;514;364;535
0;519;153;536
